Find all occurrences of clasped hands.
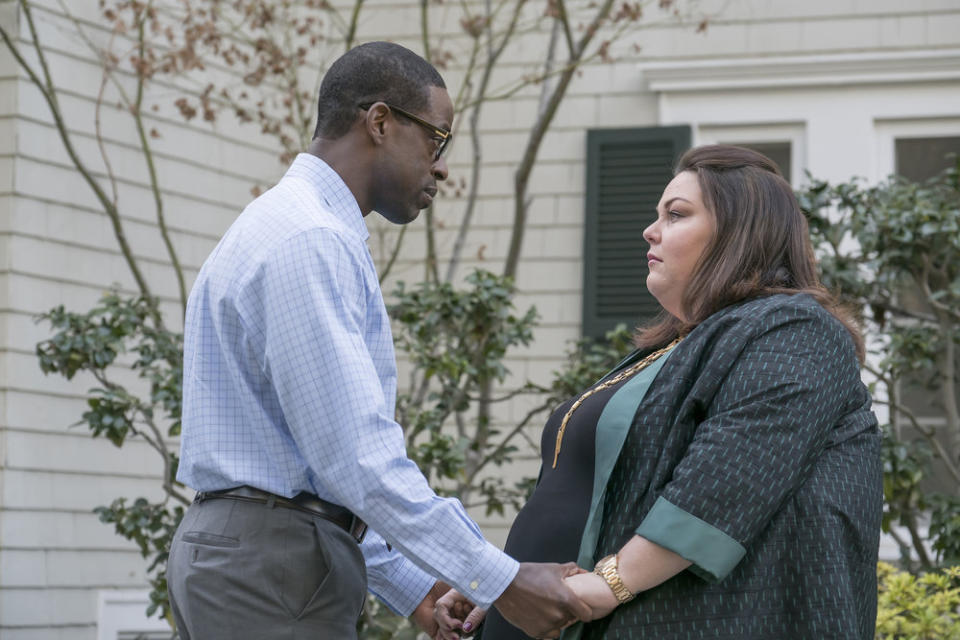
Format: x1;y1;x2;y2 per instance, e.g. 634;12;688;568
430;562;619;640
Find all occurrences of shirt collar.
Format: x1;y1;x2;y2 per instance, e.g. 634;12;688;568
284;153;369;242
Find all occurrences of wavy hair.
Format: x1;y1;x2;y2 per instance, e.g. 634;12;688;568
635;144;864;361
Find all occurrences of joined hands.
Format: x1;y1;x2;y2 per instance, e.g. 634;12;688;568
432;562;617;639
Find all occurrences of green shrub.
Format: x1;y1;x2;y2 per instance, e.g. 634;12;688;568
876;562;960;639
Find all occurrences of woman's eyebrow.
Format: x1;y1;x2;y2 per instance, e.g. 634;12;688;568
659;196;693;211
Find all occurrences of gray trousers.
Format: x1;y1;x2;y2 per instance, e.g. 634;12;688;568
167;496;366;639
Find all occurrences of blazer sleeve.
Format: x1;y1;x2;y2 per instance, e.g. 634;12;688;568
635;301;863;582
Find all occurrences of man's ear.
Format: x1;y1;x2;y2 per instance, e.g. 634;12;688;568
363;102;390;147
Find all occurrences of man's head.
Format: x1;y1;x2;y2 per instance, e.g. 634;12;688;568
312;42;453;224
314;41;446;140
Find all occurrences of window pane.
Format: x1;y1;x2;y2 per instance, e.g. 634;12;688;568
891;135;960;482
730;142;791;184
895;136;960;181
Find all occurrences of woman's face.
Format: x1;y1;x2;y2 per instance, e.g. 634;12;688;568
643;170;716;322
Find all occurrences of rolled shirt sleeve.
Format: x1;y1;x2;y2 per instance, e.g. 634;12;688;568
635;305;859;582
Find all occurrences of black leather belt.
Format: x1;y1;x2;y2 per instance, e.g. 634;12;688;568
194;485;367;543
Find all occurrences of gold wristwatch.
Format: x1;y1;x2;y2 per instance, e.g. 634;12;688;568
594;554;635;604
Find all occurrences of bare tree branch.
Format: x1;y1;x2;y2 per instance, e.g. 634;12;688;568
904;508;933;569
479;398;552;470
554;0;575;56
865;358;960;485
420;0;431;62
132;4;188;317
445;0;528;282
377;224;407;284
1;0;157;308
344;0;365;51
935;308;960;462
94;59;121;207
424;204;440;283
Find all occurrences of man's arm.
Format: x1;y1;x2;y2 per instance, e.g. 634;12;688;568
256;230;591;629
255;229;517;605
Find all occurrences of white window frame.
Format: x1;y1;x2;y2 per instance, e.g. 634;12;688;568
697;123;807;186
874;117;960;181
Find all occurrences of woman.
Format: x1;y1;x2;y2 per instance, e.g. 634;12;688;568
437;145;882;639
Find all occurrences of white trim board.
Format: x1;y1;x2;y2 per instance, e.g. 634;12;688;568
639;49;960;92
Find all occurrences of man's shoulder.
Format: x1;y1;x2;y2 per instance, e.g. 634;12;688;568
239;182;361;252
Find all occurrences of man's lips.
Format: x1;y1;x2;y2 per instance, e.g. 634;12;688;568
422;186;437;204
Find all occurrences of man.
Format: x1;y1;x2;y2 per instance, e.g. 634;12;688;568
166;41;589;639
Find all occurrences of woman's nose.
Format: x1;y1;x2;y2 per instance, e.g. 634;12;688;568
643;220;658;244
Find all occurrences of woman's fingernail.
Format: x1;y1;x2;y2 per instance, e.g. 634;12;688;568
463;622;473;632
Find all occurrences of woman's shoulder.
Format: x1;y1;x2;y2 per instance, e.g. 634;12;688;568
676;294;861;387
693;293;850;352
710;292;835;327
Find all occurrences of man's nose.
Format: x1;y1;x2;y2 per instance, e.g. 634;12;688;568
432;156;449;181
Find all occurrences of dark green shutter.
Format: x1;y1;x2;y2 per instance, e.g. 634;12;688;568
582;126;691;338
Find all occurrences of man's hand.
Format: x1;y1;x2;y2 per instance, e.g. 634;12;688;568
433;589;485;640
562;572;618;620
493;562;591;639
411;581;452;637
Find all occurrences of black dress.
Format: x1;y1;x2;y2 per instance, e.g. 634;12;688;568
480;372;640;640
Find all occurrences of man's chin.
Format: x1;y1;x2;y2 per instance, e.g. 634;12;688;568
377;207;421;225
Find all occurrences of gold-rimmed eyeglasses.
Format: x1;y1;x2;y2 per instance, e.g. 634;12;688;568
359;102;452;162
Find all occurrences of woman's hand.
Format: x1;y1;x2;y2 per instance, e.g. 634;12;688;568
562;572;619;620
411;581;453;637
433;588;485;639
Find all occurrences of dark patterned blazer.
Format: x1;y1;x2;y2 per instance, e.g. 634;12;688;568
569;293;882;640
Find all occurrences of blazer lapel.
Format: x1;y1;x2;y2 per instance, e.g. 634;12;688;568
576;347;677;569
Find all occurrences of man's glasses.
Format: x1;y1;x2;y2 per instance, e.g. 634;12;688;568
359;102;451;162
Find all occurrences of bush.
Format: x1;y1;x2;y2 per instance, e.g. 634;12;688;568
876;562;960;639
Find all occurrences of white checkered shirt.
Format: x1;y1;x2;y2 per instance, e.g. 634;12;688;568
178;153;518;613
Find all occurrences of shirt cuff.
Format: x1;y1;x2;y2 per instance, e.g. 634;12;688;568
635;496;746;582
362;529;438;616
456;541;519;610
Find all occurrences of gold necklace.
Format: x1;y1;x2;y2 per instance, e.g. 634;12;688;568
552;337;682;468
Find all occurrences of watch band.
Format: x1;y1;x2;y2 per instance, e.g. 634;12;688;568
594;553;635;604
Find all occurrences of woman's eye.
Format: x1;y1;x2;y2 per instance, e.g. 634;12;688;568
667;210;683;220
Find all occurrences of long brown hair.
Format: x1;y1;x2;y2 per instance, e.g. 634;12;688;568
635;145;864;361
